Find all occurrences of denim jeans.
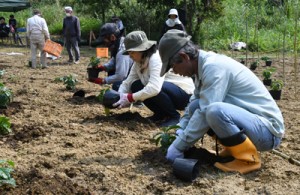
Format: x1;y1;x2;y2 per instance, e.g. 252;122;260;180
205;102;281;151
131;80;190;119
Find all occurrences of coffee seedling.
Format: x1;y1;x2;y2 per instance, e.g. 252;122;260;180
0;159;16;187
0;83;13;108
153;125;180;153
55;74;78;90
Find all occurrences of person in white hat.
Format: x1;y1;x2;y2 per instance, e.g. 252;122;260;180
159;8;185;41
63;6;81;64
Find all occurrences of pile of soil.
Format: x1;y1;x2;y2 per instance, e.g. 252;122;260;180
0;47;299;194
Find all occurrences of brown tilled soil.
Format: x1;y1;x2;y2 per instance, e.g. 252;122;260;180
0;46;299;194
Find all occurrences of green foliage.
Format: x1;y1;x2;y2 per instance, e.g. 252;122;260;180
0;159;16;187
96;88;110;116
261;56;271;61
0;70;5;78
152;125;180;154
271;79;283;91
262;67;276;80
0;116;12;135
0;83;13;108
88;56;101;68
55;74;78;90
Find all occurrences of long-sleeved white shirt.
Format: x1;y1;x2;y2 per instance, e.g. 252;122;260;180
27;15;50;39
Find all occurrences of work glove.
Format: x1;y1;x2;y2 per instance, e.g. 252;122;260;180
166;143;184;163
176;129;184;136
96;64;105;71
113;93;134;108
88;78;104;85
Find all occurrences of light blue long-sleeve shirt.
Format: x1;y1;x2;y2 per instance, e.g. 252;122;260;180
104;37;133;84
173;50;285;151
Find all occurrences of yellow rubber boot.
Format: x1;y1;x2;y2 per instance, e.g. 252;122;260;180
214;134;261;174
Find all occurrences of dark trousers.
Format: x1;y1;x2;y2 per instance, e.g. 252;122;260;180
65;36;80;61
131;80;191;119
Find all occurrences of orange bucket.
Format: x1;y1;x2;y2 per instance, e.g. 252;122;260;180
43;40;63;57
96;47;109;58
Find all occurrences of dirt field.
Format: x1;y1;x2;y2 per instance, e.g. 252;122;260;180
0;46;299;195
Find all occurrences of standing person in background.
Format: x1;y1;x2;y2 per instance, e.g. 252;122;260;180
63;6;81;64
26;10;50;69
88;23;133;91
9;15;23;45
159;8;185;41
111;15;125;36
113;31;194;127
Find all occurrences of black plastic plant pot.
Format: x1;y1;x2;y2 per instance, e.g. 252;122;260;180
87;68;100;79
250;64;257;71
173;158;199;182
102;89;120;109
240;60;245;65
269;90;281;100
263;79;272;86
73;89;85;97
266;60;272;66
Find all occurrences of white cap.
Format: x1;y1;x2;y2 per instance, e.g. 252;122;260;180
64;6;72;11
168;9;178;17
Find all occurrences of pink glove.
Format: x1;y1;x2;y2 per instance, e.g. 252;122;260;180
113;93;134;108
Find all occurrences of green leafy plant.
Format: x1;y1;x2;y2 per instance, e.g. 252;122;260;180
87;56;101;68
96;88;110;116
270;79;283;91
0;159;16;187
55;74;78;90
153;125;180;153
0;116;12;135
260;56;271;61
250;60;259;70
262;67;276;80
0;70;6;78
0;83;13;108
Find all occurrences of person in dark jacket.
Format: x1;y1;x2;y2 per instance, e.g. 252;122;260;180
0;17;10;38
63;6;81;64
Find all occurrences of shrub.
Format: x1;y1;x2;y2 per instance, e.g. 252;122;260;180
0;83;13;108
0;159;16;187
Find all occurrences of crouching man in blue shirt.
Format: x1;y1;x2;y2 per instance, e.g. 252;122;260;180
158;29;285;174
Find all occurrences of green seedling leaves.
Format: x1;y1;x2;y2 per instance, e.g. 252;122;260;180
0;159;16;187
0;83;13;108
152;125;180;153
54;74;78;90
88;56;101;68
0;115;12;135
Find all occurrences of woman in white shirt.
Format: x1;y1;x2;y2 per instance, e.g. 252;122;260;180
113;30;194;127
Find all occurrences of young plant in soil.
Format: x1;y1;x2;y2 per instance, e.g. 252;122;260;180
250;60;259;70
96;88;110;116
0;159;16;187
55;74;78;90
262;67;276;85
87;56;101;68
0;116;12;135
270;79;283;91
261;56;272;66
0;70;5;78
0;83;13;108
153;125;180;154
